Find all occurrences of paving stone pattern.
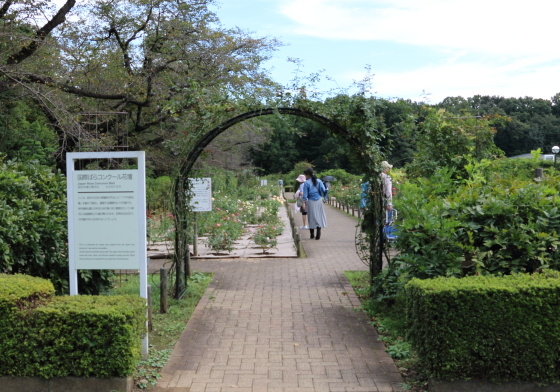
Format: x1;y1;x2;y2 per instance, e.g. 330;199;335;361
156;200;404;392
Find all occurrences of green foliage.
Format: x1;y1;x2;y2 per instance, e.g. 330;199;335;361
318;168;361;186
439;95;560;157
0;274;145;379
369;158;560;300
0;160;112;294
146;176;173;212
0;99;57;167
407;108;504;178
252;225;282;253
135;348;172;389
405;271;560;381
0;274;55;315
205;228;236;254
249;115;356;175
392;161;560;289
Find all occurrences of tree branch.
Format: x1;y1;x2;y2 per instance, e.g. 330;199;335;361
6;70;148;106
108;26;133;75
0;0;13;19
7;0;76;64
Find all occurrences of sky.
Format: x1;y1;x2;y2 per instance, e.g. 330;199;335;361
211;0;560;103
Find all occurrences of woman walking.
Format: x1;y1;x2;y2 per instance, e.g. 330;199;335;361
294;174;308;229
302;168;328;240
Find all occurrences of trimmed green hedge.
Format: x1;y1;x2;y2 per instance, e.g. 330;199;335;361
406;271;560;382
0;274;145;378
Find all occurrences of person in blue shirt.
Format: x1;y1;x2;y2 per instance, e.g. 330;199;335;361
302;168;328;240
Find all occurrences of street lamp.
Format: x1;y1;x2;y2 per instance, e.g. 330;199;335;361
553;146;560;170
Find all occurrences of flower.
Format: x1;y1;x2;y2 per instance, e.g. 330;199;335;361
216;223;221;227
216;207;221;211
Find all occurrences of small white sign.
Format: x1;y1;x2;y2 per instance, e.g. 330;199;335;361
189;178;212;212
260;179;268;186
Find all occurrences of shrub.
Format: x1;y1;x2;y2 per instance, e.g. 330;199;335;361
253;225;282;253
0;274;145;378
146;175;172;212
394;164;560;280
0;160;112;294
405;271;560;382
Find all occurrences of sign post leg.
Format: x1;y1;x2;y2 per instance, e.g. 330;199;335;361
193;212;198;257
140;257;149;360
69;269;78;296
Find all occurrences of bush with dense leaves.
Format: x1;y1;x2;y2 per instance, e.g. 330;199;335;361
0;160;112;294
406;271;560;382
0;274;145;378
371;158;560;299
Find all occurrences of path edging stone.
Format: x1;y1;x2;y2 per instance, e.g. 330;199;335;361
0;376;133;392
429;378;560;392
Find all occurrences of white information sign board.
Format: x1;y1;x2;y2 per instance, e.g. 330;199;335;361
73;170;140;270
189;178;212;212
260;179;268;186
67;151;148;359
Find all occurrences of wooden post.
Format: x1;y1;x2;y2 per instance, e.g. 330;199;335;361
160;268;168;313
147;285;153;332
296;233;302;258
358;208;361;219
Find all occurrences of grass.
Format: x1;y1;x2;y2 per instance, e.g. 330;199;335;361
107;271;213;390
344;271;428;392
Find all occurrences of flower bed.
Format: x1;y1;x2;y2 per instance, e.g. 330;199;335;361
198;185;285;255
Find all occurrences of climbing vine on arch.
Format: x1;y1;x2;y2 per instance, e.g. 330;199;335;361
170;92;399;297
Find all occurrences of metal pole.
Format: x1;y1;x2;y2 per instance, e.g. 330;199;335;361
555;154;557;171
193;212;198;257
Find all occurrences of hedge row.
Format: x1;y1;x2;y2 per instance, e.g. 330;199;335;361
0;274;146;378
406;271;560;382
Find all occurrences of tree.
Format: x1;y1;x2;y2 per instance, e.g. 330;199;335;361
438;95;560;156
407;108;504;178
0;97;57;165
0;0;280;170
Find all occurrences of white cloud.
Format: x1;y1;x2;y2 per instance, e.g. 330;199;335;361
279;0;560;57
353;58;560;102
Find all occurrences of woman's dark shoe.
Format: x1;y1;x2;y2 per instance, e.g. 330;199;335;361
316;227;321;240
310;229;315;239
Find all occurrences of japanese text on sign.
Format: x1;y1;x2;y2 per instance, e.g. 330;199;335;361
73;170;139;269
189;178;212;212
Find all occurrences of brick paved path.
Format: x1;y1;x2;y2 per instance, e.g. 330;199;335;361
156;201;403;392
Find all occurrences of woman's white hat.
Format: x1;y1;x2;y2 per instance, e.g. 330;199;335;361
381;161;393;170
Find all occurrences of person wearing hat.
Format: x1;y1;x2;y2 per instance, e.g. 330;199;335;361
381;161;393;211
360;160;393;211
294;174;308;229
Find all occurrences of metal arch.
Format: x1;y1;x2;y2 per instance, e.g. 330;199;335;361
180;107;353;177
173;107;354;299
